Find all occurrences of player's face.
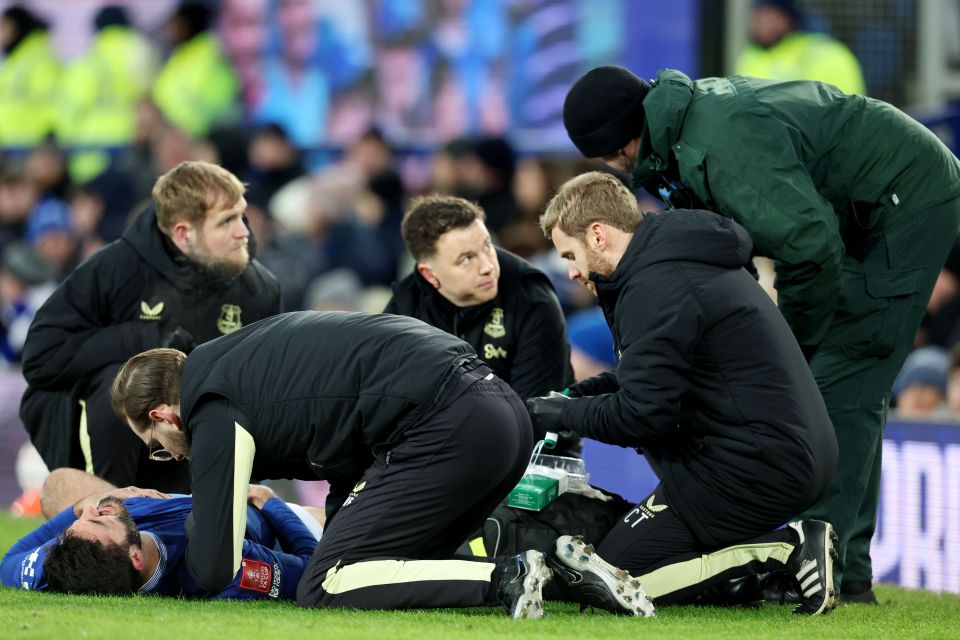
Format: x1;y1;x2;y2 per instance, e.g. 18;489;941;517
419;219;500;307
186;196;251;279
67;498;141;548
551;227;612;297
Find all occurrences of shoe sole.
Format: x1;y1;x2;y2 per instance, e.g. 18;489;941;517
794;523;838;616
555;535;656;617
511;551;552;619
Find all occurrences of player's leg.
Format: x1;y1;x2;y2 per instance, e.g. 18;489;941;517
296;375;537;613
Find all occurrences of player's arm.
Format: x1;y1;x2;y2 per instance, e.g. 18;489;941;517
212;537;310;601
206;486;318;600
184;397;256;592
258;497;320;557
0;508;77;589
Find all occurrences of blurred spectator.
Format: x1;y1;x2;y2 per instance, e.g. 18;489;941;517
153;1;240;138
0;5;60;146
735;0;865;95
244;195;324;311
24;143;69;200
271;128;405;287
67;184;106;260
81;167;139;242
566;306;616;382
247;124;306;207
220;0;269;111
468;136;519;235
0;169;36;254
498;157;567;258
110;98;169;204
250;0;328;148
25;196;78;279
205;124;251;178
326;71;376;147
56;5;157;183
428;136;475;196
0;242;54;366
323;129;407;285
304;268;363;312
893;346;950;418
428;0;509;139
947;344;960;415
918;240;960;349
374;42;432;141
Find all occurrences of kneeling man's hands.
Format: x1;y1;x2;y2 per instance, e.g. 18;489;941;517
526;392;568;436
526;394;583;456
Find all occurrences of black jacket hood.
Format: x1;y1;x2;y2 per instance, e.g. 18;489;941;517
594;209;752;291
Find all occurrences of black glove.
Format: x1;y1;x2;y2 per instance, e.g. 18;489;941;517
525;394;572;442
161;326;197;353
552;429;583;458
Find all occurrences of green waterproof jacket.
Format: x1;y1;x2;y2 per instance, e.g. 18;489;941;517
632;69;960;348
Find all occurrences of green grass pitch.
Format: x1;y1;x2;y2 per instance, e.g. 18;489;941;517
2;512;959;639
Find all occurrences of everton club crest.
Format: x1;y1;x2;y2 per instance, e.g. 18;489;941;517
217;304;243;334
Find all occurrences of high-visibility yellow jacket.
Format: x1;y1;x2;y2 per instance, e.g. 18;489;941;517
0;31;61;146
57;26;157;181
152;32;239;138
735;32;866;95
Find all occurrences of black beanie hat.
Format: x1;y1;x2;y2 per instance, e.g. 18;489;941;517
563;66;650;158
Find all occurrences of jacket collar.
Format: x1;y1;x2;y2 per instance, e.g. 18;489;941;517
632;69;696;188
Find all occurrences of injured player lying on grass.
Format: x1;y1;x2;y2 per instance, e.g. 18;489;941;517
1;468;324;599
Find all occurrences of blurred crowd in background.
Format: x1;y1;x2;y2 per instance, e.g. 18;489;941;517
1;0;960;508
0;0;655;376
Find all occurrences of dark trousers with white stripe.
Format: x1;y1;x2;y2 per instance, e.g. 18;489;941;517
598;485;800;604
296;371;533;610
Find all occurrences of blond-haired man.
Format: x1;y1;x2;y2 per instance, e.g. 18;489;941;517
20;161;281;492
528;171;838;614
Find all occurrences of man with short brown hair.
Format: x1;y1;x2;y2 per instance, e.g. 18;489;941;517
20;160;281;492
529;172;839;615
386;194;572;401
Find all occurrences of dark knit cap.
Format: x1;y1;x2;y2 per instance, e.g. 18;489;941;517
754;0;803;23
95;6;131;31
563;66;650;158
